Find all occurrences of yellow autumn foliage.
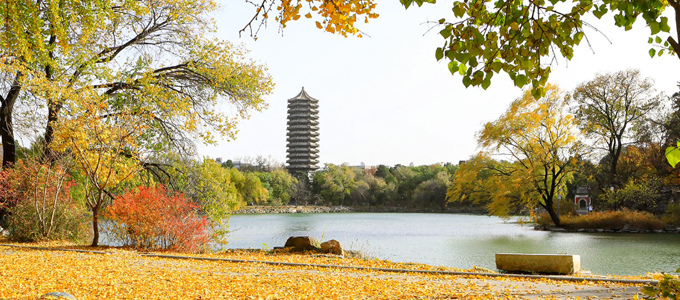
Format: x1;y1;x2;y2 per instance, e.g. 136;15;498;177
0;245;648;299
246;0;378;37
449;85;584;225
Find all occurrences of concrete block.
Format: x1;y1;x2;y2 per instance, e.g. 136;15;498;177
496;253;580;275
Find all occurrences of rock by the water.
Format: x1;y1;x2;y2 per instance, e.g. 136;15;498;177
320;239;343;255
41;292;76;299
284;236;321;252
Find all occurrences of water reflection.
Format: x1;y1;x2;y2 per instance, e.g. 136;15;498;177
222;213;680;276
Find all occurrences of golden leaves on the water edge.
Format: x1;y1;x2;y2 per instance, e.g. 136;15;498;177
0;246;644;299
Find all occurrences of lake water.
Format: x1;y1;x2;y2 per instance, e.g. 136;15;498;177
225;213;680;276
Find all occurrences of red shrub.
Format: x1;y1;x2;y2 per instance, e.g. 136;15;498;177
104;185;208;252
0;165;20;212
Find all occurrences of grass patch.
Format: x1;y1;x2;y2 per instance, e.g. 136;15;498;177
538;209;665;231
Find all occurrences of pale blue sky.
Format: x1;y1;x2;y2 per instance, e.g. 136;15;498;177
199;0;678;167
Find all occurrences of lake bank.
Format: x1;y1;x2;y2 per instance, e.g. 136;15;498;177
233;205;485;214
234;207;679;234
234;205;352;214
534;224;680;234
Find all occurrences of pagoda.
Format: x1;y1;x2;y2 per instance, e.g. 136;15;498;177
286;87;319;177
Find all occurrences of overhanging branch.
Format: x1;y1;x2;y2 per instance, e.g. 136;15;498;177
668;0;680;59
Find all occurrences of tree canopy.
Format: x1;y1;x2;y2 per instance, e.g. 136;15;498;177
570;69;661;186
0;0;274;168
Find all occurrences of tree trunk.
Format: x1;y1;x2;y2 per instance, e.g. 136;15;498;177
0;106;16;168
0;73;22;168
544;200;561;227
43;101;61;163
610;138;623;185
91;208;99;247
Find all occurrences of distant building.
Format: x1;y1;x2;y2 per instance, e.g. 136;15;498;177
574;186;591;212
286;87;319;177
352;162;366;170
231;160;251;170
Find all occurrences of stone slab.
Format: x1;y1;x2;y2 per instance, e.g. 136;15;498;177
496;253;580;275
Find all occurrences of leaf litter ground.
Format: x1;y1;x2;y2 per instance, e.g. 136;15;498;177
0;243;654;299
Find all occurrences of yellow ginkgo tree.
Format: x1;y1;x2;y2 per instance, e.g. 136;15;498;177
449;84;583;226
53;89;145;246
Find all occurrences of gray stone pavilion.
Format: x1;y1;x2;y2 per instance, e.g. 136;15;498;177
286;87;319;177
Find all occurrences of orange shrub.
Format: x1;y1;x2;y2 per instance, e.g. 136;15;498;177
104;185;208;252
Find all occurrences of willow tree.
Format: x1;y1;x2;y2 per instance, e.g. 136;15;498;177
313;164;358;206
450;84;583;226
448;154;537;217
165;158;267;245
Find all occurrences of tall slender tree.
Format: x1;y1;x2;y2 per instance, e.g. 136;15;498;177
570;69;660;186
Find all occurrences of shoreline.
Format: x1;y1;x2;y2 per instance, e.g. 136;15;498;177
232;206;680;235
232;205;485;215
534;224;680;234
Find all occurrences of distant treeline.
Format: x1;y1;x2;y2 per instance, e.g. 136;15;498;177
221;156;463;211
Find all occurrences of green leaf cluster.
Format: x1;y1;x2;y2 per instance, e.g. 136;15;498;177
254;169;298;205
665;142;680;168
641;269;680;299
412;0;672;94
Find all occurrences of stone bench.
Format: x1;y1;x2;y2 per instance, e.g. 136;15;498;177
495;253;580;275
